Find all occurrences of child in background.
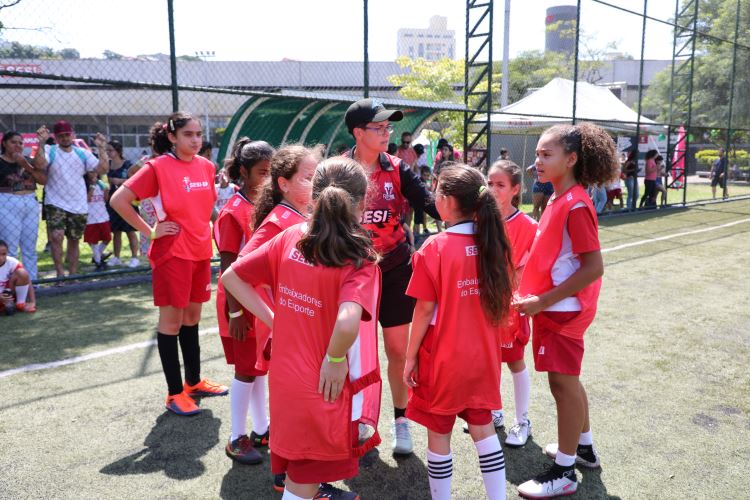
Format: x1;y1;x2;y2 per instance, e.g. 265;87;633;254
214;138;274;465
84;171;112;271
222;157;382;500
0;239;36;314
515;123;616;499
654;155;667;206
215;167;239;214
484;159;538;448
404;164;514;500
413;166;432;236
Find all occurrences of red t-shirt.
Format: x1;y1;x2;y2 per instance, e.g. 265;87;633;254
214;192;255;338
237;203;306;367
406;223;502;414
231;224;381;461
125;153;216;263
505;209;538;269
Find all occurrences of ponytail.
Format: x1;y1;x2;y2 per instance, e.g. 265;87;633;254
297;157;377;268
437;164;514;325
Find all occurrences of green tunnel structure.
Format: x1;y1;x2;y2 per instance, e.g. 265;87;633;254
218;90;465;163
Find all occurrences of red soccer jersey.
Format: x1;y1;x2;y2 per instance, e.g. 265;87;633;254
238;203;306;369
125;153;216;265
214;192;255;338
505;209;538;269
406;223;502;415
519;185;602;339
231;224;382;461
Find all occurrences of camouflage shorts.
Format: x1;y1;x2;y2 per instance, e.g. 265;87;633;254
45;205;88;240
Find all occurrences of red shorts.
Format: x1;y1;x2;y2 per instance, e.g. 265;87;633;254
83;221;112;244
270;421;359;484
532;311;585;376
407;406;492;435
501;337;526;363
220;335;265;377
607;188;622;201
152;257;211;308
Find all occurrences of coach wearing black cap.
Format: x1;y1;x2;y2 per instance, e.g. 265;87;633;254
343;98;440;456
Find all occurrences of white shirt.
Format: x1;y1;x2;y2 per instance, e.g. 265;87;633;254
44;145;100;214
0;256;21;289
87;182;110;224
544;203;586;312
215;184;237;213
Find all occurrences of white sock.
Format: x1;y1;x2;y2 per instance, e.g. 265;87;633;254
15;284;29;304
579;430;593;446
281;490;311;500
427;449;452;500
90;244;101;263
230;378;253;441
512;368;531;424
555;450;576;467
249;375;269;435
475;434;506;500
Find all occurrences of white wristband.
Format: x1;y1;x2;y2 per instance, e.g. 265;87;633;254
228;310;243;319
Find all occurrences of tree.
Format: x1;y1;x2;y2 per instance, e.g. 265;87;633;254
644;0;750;137
59;48;79;60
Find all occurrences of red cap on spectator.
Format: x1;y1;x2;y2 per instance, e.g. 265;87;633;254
53;120;74;135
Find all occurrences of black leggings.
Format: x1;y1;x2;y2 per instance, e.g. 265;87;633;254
640;179;656;208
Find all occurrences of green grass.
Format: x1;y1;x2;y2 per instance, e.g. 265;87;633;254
2;200;750;499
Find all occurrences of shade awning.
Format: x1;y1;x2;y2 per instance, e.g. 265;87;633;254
218;90;464;163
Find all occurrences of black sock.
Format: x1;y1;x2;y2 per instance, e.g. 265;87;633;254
394;407;406;420
157;332;183;396
179;323;201;386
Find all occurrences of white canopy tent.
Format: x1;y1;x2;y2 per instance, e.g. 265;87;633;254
490;77;663;134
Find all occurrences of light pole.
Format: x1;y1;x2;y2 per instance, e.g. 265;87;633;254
195;50;215;142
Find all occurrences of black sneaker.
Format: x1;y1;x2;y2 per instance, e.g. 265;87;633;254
272;473;286;493
225;435;263;465
517;463;577;498
314;483;359;500
250;428;269;447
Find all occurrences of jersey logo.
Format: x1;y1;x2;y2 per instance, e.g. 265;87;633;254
232;197;241;207
566;192;574;201
183;176;210;193
281;210;291;219
538;346;545;355
288;248;313;267
361;209;391;224
465;245;478;256
383;182;396;201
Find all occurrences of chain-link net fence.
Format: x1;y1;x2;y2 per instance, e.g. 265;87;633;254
0;0;747;287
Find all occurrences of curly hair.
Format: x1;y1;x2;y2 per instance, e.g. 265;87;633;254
543;122;619;187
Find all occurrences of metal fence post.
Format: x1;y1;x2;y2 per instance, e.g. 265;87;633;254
167;0;179;112
363;0;369;98
723;0;741;199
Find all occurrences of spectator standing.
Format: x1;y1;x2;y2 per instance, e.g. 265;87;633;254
622;149;639;212
498;147;510;160
395;131;418;169
654;155;667;206
639;149;658;209
0;129;48;281
215;168;239;214
527;164;554;220
34;121;108;278
106;140;139;268
413;143;428;169
711;148;727;199
84;171;112;271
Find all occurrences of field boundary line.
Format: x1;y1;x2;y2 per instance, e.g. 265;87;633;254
0;327;218;379
601;217;750;254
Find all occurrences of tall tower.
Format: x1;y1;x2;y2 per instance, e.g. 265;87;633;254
545;5;577;56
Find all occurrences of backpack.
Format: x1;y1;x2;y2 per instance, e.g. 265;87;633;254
48;145;89;166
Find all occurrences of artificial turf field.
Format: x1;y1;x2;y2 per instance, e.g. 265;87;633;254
2;199;749;499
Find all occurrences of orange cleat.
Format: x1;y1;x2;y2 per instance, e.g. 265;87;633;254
165;392;201;416
183;379;229;397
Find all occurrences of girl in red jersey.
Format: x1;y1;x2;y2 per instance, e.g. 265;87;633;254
235;144;320;492
514;123;617;499
222;158;381;500
404;164;514;500
110;112;228;416
486;160;538;447
213;138;274;464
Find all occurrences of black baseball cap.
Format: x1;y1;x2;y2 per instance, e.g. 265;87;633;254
345;98;403;133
